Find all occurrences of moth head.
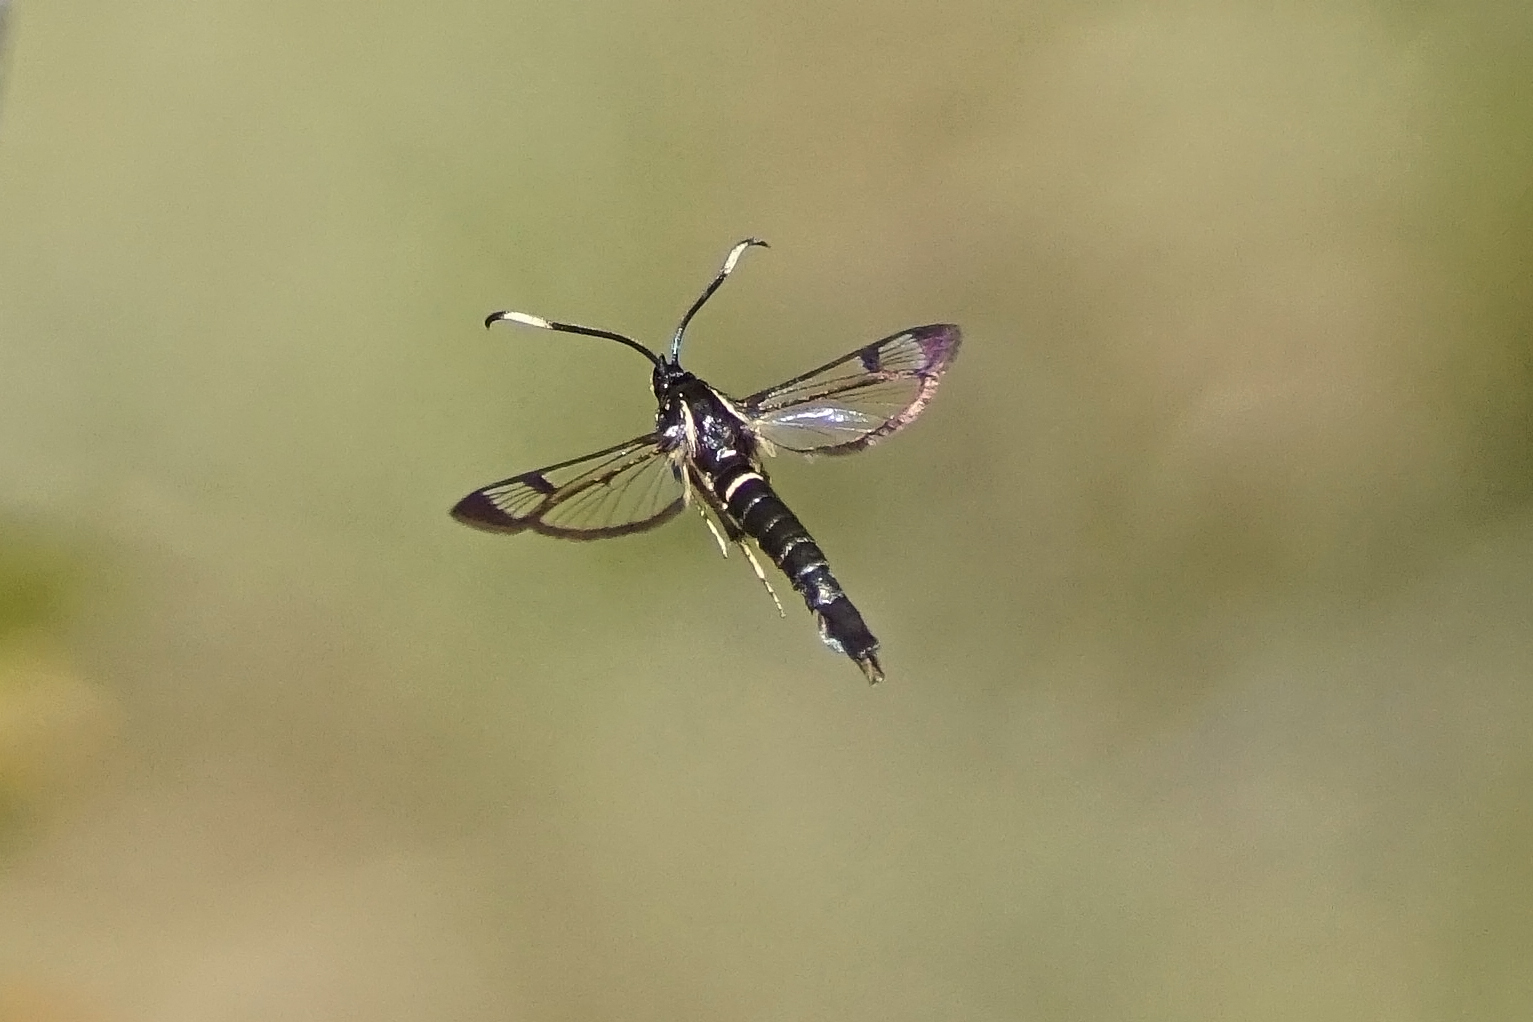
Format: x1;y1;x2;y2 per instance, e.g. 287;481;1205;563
650;359;693;403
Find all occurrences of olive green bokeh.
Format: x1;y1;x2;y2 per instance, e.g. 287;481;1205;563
1;1;1530;1018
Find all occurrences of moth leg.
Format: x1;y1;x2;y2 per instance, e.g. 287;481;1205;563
675;460;695;509
739;540;785;617
699;504;730;558
685;462;780;613
685;464;731;558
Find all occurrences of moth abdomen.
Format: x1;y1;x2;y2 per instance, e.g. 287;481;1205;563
718;471;883;683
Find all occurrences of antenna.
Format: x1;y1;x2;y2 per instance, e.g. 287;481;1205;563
669;238;768;363
484;310;663;369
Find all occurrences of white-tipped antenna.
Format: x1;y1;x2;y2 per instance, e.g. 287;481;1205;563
490;311;551;330
484;308;663;368
669;238;768;363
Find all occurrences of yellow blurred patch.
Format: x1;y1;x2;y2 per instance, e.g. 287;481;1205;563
0;641;117;809
0;979;104;1022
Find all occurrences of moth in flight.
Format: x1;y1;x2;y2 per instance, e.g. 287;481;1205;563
452;239;960;684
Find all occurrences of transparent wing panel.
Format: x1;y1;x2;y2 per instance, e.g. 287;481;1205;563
743;324;961;455
452;433;686;539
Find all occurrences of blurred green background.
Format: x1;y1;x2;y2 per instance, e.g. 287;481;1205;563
2;1;1531;1019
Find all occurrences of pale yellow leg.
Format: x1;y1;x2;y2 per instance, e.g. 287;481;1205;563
739;541;785;617
699;506;730;558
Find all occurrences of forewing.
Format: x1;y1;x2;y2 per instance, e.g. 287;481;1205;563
452;434;686;539
743;324;960;455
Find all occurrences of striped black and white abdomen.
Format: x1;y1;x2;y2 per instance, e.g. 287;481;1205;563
710;458;884;684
